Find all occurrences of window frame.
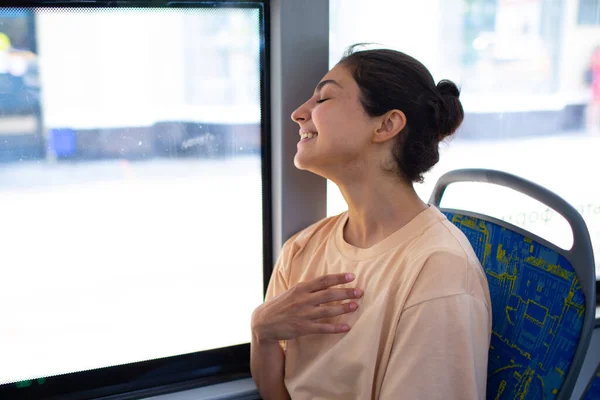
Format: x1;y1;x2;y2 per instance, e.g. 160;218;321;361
0;1;272;399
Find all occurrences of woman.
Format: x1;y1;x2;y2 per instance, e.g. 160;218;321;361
251;46;492;400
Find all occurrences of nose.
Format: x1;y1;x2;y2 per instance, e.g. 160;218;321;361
291;100;311;124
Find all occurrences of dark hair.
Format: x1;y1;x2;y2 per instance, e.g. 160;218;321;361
339;45;464;183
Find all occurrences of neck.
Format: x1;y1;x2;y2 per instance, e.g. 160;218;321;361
335;174;428;249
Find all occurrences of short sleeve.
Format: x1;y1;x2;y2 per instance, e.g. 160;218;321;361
265;255;289;302
263;242;293;351
378;294;490;399
378;249;491;399
265;232;302;302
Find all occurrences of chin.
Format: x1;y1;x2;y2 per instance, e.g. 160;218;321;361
294;155;331;179
293;154;310;171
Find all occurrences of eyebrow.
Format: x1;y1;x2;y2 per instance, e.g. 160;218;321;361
314;79;342;93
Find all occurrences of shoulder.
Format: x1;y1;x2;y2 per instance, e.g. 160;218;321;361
404;210;490;312
411;208;479;259
278;212;345;272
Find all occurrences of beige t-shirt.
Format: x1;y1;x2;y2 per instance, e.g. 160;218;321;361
265;206;492;400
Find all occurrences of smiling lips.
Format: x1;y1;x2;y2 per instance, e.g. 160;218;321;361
299;131;318;141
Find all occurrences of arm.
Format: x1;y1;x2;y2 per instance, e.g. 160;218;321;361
250;326;290;400
251;262;290;400
250;225;363;399
249;257;361;399
378;293;490;400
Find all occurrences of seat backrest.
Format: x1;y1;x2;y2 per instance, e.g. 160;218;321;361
580;362;600;400
430;169;596;400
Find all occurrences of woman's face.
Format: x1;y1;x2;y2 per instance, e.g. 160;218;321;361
291;64;380;181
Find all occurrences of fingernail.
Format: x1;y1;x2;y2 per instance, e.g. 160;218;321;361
346;273;355;281
354;289;361;297
349;303;357;311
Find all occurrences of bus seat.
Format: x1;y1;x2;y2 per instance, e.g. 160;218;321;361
580;361;600;400
429;169;596;400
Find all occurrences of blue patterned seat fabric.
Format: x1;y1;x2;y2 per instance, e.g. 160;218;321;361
443;212;586;399
581;363;600;400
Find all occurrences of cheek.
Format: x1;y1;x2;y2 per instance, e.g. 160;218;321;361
311;106;329;129
312;104;359;134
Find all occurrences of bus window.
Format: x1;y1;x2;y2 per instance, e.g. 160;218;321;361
0;5;266;393
328;0;600;280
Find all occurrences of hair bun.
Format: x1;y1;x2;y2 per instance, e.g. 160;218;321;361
429;79;464;141
436;79;460;98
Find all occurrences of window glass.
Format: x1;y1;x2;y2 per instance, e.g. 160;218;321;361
0;7;264;385
579;0;600;25
329;0;600;279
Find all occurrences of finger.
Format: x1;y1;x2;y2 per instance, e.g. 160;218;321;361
303;273;355;293
307;302;359;319
310;287;363;305
306;322;351;335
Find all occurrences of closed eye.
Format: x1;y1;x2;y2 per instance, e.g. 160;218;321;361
316;98;329;104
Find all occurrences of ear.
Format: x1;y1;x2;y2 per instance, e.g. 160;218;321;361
373;109;407;143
